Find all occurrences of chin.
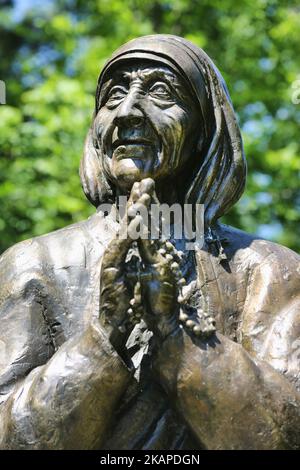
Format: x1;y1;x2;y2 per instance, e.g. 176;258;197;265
111;158;157;191
113;168;150;193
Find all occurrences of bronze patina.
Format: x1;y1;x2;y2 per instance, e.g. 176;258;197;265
0;35;299;450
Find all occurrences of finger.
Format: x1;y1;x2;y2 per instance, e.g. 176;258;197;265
138;238;161;265
127;214;144;240
125;183;151;222
128;181;141;204
103;192;152;270
139;192;152;207
102;221;137;269
101;266;119;284
128;178;155;205
127;194;151;219
119;187;149;234
101;240;131;270
139;177;155;195
128;179;154;203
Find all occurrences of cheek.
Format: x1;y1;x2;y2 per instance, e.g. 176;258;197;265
158;107;190;149
93;110;115;177
94;108;115;145
170;107;191;132
154;107;195;170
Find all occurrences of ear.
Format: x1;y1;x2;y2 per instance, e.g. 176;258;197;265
79;126;114;207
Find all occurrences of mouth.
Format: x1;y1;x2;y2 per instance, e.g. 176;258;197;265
112;138;153;151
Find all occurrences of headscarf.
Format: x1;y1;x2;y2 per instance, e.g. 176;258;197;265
80;34;247;227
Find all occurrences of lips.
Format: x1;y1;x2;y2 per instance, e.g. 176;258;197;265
112;138;152;150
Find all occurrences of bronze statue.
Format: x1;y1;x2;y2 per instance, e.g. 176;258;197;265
0;35;299;450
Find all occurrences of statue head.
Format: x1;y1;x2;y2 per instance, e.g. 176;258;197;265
80;35;247;227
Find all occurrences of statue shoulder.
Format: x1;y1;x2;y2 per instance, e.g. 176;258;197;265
0;218;98;285
217;224;300;324
218;223;300;274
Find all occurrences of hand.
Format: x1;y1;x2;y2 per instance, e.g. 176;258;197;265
99;179;152;352
124;178;183;340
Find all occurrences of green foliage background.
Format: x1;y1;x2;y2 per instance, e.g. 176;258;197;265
0;0;299;254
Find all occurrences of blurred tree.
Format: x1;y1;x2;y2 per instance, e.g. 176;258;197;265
0;0;299;253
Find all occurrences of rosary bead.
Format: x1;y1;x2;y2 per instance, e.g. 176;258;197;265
171;261;179;270
186;319;196;328
165;241;174;251
179;312;188;322
193;325;202;335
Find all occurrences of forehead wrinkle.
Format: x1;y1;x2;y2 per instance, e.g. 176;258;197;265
122;67;179;85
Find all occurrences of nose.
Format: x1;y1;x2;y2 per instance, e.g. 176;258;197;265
113;92;144;129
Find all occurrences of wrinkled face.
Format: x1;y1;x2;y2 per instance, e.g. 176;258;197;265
94;61;199;192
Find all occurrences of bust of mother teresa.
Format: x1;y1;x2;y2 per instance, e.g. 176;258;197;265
0;35;299;450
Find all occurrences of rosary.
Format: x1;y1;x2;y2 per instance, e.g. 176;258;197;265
124;237;217;338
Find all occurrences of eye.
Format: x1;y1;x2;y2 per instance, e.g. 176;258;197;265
149;82;172;99
106;86;128;102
